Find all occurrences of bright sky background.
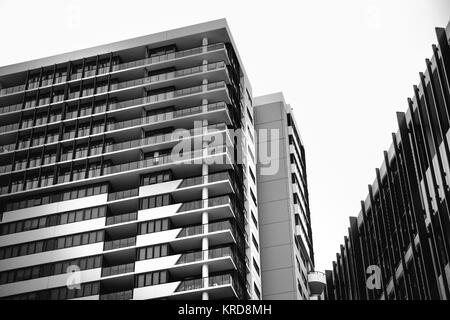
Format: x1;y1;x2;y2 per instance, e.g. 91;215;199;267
1;0;449;272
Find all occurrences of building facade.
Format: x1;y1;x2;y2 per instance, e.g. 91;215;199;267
254;93;320;300
326;23;450;300
0;19;263;300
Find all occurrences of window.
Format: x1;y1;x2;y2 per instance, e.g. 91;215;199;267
138;219;170;235
140;194;172;210
141;170;172;186
135;271;168;288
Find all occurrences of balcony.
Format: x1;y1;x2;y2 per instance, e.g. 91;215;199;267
173;274;242;299
106;212;138;226
0;43;227;101
108;188;139;202
103;236;136;251
101;262;135;277
99;289;133;300
0;145;233;197
170;220;238;253
308;271;326;296
176;247;233;265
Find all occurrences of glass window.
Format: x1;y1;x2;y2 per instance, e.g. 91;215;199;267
81;233;89;245
140;223;147;235
138;274;145;287
147;221;154;233
153;272;160;285
65;236;73;247
57;237;65;249
155;220;161;232
160;271;167;283
86;257;94;269
146;246;153;259
154;245;160;258
60;213;68;225
145;273;152;286
73;235;81;246
68;212;76;223
161;244;168;257
75;210;84;222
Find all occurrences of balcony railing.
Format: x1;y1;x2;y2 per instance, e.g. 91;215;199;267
108;61;225;93
103;236;136;251
101;262;135;277
99;289;133;300
176;247;232;265
108;81;226;112
177;195;232;213
1;146;232;195
0;43;226;99
105;123;228;154
0;126;229;178
175;274;233;293
178;171;231;189
177;220;233;238
106;212;138;226
0;88;226;153
108;187;139;201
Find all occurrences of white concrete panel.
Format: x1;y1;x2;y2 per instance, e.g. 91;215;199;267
138;203;183;221
0;242;104;272
0;268;101;297
0;218;106;247
139;180;182;198
136;229;181;247
2;194;107;223
135;255;181;273
133;281;180;300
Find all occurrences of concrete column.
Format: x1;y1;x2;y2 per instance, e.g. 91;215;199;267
201;118;209;300
202;59;208;73
202;38;208;52
202;78;208;93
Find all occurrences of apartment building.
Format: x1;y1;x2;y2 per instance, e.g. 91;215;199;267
254;93;323;300
0;19;262;300
326;22;450;300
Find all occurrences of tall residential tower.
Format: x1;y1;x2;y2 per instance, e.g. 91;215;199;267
0;19;262;300
254;93;323;300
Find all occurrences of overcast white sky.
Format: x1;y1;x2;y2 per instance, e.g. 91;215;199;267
1;0;449;272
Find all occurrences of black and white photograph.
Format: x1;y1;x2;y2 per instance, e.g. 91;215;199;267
0;0;449;315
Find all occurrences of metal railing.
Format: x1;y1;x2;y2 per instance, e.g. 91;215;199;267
177;195;232;213
105;212;138;226
107;188;139;201
99;289;133;300
175;274;233;293
103;236;136;251
178;171;231;189
0;43;226;98
101;262;135;277
177;220;233;238
176;247;232;265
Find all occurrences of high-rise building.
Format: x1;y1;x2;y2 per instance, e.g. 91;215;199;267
254;93;323;300
325;22;450;300
0;19;263;300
